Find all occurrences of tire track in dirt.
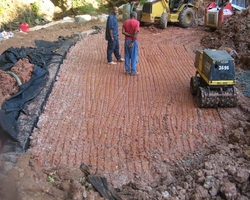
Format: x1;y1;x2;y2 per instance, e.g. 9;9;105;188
30;27;224;187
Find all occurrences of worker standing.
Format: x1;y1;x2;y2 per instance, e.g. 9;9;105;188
122;11;140;75
105;6;124;65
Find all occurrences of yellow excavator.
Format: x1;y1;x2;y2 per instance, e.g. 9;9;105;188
123;0;195;29
141;0;195;28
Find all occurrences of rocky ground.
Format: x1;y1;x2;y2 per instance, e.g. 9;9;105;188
0;8;250;200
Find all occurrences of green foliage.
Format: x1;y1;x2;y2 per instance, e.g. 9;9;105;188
48;176;55;183
25;16;31;24
30;0;43;21
35;15;43;21
0;0;111;28
0;7;3;16
0;0;6;16
31;0;41;16
79;4;96;14
73;0;85;8
72;0;110;15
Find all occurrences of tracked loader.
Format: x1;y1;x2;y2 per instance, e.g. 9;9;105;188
190;49;238;108
204;0;247;30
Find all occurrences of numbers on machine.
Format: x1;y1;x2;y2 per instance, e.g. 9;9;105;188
218;65;229;70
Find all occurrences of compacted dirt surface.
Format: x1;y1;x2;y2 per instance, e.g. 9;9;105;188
0;12;250;199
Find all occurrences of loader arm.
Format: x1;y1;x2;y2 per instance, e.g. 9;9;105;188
162;0;170;12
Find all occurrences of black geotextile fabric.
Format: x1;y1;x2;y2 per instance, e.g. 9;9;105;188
0;38;72;144
88;176;121;200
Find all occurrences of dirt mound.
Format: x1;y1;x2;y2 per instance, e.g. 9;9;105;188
0;71;17;104
0;58;34;106
201;7;250;70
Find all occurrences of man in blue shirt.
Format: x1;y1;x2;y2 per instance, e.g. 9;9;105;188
106;6;124;65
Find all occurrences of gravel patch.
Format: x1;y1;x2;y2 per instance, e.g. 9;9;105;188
236;70;250;97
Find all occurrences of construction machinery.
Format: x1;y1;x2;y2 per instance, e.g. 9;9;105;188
204;0;247;29
190;49;237;108
140;0;195;28
123;0;147;21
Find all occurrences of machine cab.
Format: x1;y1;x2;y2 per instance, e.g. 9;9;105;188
169;0;193;12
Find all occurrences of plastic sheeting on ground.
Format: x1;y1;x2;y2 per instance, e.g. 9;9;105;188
0;38;76;148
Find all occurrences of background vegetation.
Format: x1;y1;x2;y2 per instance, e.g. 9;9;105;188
0;0;113;30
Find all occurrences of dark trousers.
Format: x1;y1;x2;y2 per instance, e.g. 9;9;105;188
107;39;121;62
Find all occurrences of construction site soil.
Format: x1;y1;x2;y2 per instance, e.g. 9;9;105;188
0;8;250;200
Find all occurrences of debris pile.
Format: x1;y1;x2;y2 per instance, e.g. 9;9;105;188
0;58;34;106
0;30;14;40
0;154;121;200
0;70;18;104
201;6;250;70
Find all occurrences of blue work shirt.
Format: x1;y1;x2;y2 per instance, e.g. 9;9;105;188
105;13;119;41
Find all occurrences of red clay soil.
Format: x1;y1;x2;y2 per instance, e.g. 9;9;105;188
0;58;34;107
29;25;224;187
1;21;250;199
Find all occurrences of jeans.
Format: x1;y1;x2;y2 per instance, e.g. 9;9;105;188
124;40;138;73
107;38;121;62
